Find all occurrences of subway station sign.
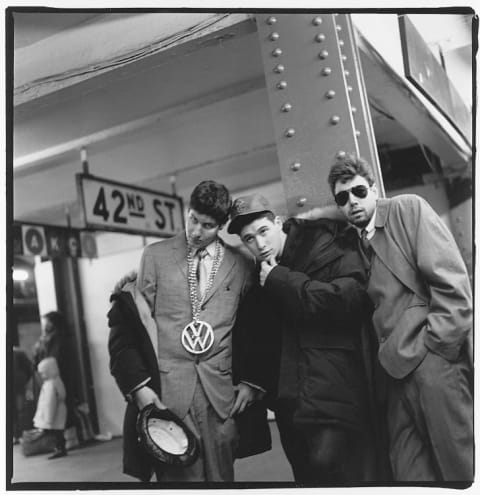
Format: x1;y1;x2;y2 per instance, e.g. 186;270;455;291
14;224;98;259
77;174;184;237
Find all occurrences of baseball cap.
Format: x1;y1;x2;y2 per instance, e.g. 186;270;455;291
227;193;274;234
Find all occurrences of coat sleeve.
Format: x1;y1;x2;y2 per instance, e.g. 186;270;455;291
264;247;367;329
399;196;472;360
41;381;57;428
232;284;276;391
107;300;152;398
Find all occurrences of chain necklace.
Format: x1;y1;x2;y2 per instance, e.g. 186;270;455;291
186;239;222;322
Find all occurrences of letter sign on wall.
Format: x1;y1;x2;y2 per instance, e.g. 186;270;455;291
22;225;47;257
77;174;184;237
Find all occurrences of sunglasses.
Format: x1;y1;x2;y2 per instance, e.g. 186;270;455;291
334;185;369;206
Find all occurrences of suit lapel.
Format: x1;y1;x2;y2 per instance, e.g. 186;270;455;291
202;246;236;306
172;233;188;281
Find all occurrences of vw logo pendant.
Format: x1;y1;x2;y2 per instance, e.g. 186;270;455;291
181;320;214;355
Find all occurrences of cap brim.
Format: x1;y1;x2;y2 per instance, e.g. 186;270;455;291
227;209;272;234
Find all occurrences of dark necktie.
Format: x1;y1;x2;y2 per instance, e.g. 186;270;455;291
360;229;373;260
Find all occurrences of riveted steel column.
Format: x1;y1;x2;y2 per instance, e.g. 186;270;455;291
334;14;385;197
257;14;381;214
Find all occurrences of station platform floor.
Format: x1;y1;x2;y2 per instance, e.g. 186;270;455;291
9;420;295;488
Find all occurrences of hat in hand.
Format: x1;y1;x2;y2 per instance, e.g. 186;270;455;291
136;403;199;466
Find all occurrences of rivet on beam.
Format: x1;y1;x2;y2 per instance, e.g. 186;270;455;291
338;39;345;46
267;16;277;25
347;85;353;92
315;33;326;42
330;115;340;125
351;106;357;113
285;128;296;137
313;17;323;25
291;162;301;171
356;130;361;137
277;80;288;89
270;32;280;41
274;64;285;73
281;103;292;112
336;150;346;159
344;70;350;77
319;50;329;59
342;55;348;61
336;24;342;31
297;197;307;207
326;90;336;99
272;48;283;57
322;67;332;76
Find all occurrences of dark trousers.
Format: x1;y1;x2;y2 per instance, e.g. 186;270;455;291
274;399;363;483
387;350;473;481
46;429;66;452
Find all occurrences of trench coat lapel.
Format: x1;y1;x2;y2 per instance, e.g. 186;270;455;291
371;200;427;302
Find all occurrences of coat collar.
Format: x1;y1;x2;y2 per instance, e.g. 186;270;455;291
374;198;391;229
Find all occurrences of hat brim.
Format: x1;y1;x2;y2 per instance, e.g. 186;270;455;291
227;209;273;234
137;404;199;467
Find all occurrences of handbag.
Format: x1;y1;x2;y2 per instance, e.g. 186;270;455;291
21;428;56;457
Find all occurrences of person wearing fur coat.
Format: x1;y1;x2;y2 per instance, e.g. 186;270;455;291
33;356;67;459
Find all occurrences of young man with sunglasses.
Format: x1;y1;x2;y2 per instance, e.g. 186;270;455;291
228;193;380;483
327;153;473;482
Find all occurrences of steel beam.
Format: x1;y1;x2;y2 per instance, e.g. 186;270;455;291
257;13;380;215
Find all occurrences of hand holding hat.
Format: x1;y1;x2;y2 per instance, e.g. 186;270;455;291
136;404;199;467
134;386;166;411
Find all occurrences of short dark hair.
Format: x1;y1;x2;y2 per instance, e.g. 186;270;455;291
327;153;375;194
190;180;232;225
237;211;276;237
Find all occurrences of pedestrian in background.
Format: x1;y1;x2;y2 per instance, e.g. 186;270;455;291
33;357;67;459
325;153;473;482
13;346;34;444
228;193;380;483
33;311;74;427
108;180;270;482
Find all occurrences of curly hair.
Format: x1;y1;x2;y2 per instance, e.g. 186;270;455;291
189;180;232;225
327;153;375;193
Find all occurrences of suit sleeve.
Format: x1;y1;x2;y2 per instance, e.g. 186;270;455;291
264;247;367;328
136;246;157;314
404;196;472;360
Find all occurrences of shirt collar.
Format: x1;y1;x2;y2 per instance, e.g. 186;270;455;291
203;241;217;257
355;209;376;237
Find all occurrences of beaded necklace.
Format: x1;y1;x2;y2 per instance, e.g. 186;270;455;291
185;239;222;323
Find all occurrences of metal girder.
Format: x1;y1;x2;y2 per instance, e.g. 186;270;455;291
256;13;381;214
334;15;385;197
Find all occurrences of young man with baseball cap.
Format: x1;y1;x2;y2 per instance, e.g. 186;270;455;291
228;193;377;483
